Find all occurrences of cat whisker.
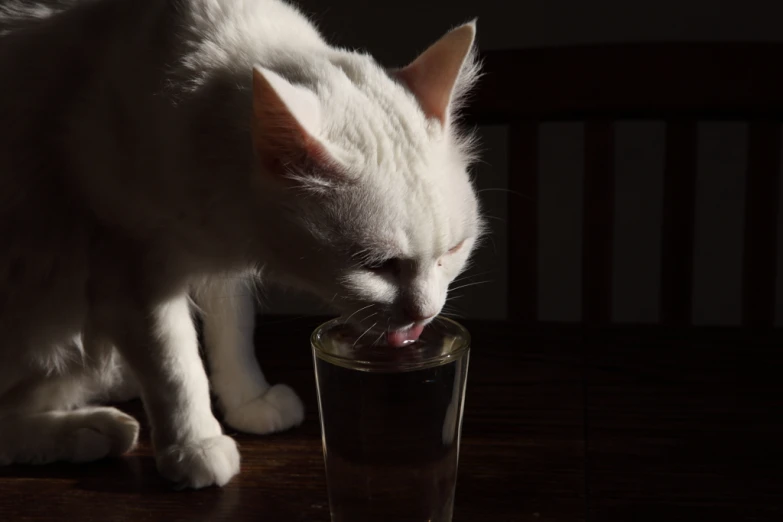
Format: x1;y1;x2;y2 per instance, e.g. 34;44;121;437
439;305;465;318
350;248;372;260
448;279;493;293
370;330;385;348
352;322;378;348
451;270;493;285
358;311;378;324
481;214;506;224
341;303;374;324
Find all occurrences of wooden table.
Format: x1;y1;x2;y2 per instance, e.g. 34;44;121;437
1;317;782;521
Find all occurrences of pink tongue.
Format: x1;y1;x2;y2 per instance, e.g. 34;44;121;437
386;323;426;348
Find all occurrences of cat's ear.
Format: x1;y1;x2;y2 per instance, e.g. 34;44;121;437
394;21;478;125
251;66;334;176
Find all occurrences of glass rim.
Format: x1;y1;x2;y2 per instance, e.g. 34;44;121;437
311;316;471;372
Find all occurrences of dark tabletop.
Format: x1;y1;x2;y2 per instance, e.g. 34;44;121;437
1;317;782;522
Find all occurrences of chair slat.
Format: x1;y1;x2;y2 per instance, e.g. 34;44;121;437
742;122;782;327
660;121;698;325
582;120;615;324
507;122;539;322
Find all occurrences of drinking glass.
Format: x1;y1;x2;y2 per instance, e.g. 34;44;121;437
311;317;471;522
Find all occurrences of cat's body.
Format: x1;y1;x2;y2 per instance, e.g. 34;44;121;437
0;0;311;478
0;0;482;488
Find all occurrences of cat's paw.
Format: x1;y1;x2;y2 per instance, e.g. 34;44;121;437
156;435;240;489
223;384;305;435
0;407;139;465
68;408;140;462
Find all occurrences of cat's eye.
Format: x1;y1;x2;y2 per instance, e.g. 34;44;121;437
448;240;466;254
438;240;467;267
363;258;400;273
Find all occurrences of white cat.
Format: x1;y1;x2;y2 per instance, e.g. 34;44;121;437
0;0;483;489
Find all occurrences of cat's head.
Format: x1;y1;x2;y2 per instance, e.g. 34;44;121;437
251;22;483;346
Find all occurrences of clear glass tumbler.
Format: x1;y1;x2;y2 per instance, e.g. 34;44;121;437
311;317;471;522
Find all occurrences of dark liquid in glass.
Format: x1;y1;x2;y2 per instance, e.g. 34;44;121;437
314;327;468;522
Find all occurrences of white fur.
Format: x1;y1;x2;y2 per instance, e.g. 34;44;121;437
0;0;482;488
0;406;140;465
193;278;305;434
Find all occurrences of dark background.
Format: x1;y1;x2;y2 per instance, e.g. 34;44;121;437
262;0;783;326
2;3;781;521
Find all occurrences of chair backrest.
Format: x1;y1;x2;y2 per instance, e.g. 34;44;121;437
465;43;783;327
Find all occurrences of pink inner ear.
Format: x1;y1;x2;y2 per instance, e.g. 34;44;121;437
396;62;451;124
252;69;311;162
251;68;336;177
395;23;476;124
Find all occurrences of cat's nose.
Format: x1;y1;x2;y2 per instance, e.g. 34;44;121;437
404;308;436;323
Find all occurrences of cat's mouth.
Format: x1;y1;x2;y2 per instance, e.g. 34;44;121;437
336;301;432;347
385;323;425;348
337;308;427;348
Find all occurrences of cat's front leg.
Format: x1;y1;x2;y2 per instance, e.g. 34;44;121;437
92;291;240;489
194;277;304;435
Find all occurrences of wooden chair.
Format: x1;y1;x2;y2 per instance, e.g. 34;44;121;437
465;43;783;328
